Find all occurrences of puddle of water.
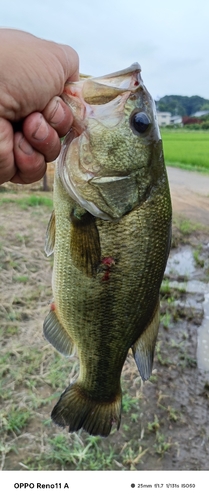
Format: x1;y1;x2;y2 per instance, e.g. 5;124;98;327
168;280;209;372
197;293;209;372
170;280;208;295
166;246;209;372
166;246;196;277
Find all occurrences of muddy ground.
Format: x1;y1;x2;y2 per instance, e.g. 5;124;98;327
0;166;209;471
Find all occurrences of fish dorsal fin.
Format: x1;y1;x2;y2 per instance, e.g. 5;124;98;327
132;301;160;381
43;309;74;357
45;211;55;257
70;209;101;277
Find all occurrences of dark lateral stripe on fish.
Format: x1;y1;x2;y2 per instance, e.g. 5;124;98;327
70;210;101;277
43;310;74;357
51;382;122;437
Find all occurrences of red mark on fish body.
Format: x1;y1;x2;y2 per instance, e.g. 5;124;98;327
50;302;56;311
102;270;110;282
101;257;115;282
101;257;115;267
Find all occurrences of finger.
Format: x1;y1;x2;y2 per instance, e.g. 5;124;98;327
42;96;73;137
0;118;16;184
12;132;47;184
23;113;61;162
56;44;79;83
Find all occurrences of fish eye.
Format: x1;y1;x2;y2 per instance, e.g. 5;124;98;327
131;112;151;134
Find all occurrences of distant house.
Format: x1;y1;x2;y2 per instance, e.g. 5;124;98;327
193;110;209;118
157;112;171;126
170;115;182;125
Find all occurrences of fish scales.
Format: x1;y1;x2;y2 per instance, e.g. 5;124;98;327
43;63;172;436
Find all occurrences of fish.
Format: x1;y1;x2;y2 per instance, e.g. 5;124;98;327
43;63;172;437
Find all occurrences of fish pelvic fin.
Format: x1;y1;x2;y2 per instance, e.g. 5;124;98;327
51;383;122;437
132;301;160;381
70;209;101;277
45;210;55;256
43;309;74;357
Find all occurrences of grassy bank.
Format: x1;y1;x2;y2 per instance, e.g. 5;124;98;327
161;129;209;173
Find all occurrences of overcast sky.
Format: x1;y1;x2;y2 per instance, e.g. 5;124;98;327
1;0;209;100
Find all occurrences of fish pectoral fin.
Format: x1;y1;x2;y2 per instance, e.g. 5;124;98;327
132;301;160;381
45;210;55;256
70;209;101;277
51;382;122;437
43;310;74;357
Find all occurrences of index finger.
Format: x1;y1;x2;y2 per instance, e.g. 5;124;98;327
59;44;79;83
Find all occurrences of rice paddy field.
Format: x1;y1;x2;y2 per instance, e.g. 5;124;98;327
161;129;209;173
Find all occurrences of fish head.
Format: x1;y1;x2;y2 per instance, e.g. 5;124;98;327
58;63;164;220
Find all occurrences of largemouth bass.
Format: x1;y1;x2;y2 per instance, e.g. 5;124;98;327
44;63;172;437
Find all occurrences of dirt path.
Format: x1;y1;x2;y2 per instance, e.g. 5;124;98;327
167;166;209;225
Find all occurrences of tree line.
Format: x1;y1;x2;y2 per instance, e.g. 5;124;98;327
155;95;209;116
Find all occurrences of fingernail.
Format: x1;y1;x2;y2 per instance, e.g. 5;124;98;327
33;116;49;140
19;137;34;155
50;101;65;125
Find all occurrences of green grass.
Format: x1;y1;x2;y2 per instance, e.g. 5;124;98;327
0;194;53;209
161;129;209;172
1;407;32;435
176;218;201;234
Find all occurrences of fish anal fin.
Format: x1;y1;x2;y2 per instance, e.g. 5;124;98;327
45;211;55;256
51;382;122;437
132;301;160;381
70;210;101;277
43;309;74;357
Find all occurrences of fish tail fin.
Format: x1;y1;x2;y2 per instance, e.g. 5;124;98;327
51;383;122;437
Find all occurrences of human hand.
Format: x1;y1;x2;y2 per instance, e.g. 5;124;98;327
0;29;79;184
